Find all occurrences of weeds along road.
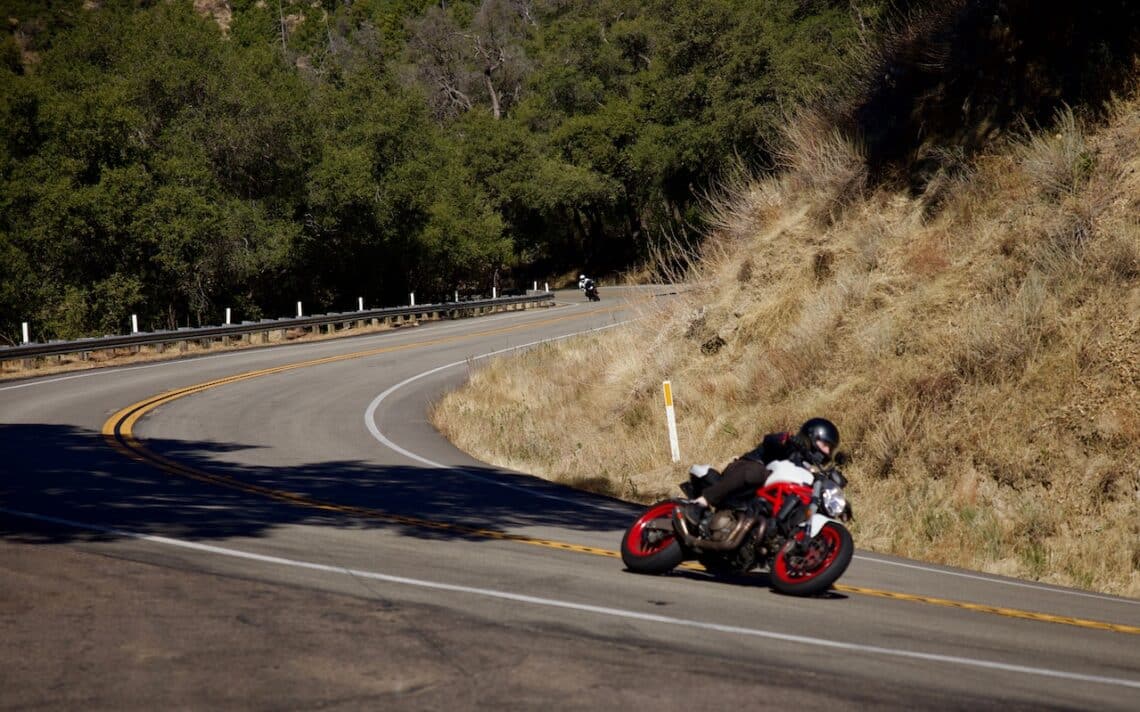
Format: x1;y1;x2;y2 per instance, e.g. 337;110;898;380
2;287;1138;710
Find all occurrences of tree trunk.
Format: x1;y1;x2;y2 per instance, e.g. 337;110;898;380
484;71;502;119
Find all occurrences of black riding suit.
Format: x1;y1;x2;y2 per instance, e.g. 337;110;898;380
700;431;811;507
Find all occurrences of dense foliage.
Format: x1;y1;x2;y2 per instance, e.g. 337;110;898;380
0;0;890;340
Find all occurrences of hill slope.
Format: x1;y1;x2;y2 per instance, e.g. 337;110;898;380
433;92;1140;597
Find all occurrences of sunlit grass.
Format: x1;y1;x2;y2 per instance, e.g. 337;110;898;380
433;97;1140;598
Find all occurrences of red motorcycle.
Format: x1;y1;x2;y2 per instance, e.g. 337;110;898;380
620;459;854;596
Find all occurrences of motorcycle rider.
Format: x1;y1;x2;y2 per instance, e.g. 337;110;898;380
683;417;840;520
582;276;598;300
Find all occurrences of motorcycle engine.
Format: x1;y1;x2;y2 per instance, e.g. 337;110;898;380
697;510;758;575
707;510;738;542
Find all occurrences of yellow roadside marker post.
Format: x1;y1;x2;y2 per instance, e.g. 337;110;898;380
663;380;680;463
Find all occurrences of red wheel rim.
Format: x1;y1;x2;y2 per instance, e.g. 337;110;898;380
626;502;678;557
774;524;842;584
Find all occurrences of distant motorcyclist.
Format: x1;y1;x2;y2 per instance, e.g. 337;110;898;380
683;417;840;520
582;276;599;301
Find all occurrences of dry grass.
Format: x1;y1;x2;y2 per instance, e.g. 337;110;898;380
433;94;1140;597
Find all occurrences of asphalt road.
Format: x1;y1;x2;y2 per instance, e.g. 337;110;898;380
2;288;1138;710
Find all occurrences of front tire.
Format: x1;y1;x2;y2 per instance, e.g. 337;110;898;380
621;501;684;574
770;521;853;596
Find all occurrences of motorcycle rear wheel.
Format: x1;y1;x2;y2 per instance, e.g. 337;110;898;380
770;521;853;596
621;501;684;574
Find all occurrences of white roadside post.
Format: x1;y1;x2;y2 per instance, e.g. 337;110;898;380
492;286;497;299
358;297;364;311
225;308;232;325
22;322;29;344
297;302;303;317
131;314;139;334
663;380;681;463
410;292;416;307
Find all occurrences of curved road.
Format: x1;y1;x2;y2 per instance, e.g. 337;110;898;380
2;289;1138;710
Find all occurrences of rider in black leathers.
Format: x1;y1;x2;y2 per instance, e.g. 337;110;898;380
684;417;840;519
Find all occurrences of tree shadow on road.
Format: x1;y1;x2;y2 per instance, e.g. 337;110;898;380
0;423;641;546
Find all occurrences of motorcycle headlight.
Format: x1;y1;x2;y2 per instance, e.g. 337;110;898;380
820;481;847;518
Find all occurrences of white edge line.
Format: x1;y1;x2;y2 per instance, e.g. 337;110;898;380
852;554;1140;605
364;320;633;511
0;352;244;391
364;320;1140;606
3;507;1138;692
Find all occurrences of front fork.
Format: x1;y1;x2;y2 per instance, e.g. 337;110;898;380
790;479;831;544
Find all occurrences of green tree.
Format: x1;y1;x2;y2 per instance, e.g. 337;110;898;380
0;0;908;341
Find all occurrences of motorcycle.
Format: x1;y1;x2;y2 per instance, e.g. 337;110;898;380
620;458;854;596
585;283;600;301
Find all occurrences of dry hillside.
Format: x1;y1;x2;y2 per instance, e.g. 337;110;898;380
433;95;1140;597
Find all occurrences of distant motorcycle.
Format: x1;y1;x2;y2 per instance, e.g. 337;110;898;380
620;459;854;596
584;282;600;301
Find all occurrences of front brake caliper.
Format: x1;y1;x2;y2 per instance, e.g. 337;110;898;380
789;524;813;556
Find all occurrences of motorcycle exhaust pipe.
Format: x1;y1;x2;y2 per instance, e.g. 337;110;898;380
672;508;697;546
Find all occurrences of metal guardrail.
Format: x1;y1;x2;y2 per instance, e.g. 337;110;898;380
1;292;555;364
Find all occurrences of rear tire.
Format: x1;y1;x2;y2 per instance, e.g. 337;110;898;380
621;501;684;574
770;521;853;596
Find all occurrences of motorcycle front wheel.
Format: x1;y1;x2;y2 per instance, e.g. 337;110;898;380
770;521;853;596
620;501;684;574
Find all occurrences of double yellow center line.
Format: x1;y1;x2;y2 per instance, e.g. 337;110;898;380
100;307;1140;637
